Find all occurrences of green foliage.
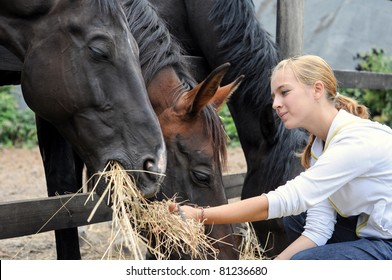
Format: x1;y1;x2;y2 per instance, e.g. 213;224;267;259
0;86;37;148
219;103;240;147
341;48;392;127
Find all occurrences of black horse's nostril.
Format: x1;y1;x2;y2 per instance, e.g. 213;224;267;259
144;159;158;180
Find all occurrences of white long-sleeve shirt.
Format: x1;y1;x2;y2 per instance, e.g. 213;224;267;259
266;109;392;245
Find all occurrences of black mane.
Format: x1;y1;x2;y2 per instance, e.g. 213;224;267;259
123;0;228;168
123;0;194;87
210;0;279;108
210;0;307;187
91;0;125;17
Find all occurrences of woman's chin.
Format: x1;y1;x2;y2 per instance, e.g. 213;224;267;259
283;121;298;130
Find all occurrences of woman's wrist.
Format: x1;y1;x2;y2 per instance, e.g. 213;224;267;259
198;207;205;222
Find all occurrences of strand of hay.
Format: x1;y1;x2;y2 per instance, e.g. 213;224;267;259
87;161;219;260
238;222;269;260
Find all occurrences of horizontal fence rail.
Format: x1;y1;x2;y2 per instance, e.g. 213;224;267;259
0;192;113;240
0;172;246;240
1;53;391;90
334;70;392;90
185;56;392;90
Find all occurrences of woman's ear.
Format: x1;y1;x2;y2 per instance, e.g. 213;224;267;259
313;80;325;101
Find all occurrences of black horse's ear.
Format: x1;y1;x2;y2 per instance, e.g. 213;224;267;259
259;106;279;145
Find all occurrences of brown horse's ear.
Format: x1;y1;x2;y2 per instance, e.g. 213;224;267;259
211;75;244;111
174;63;231;115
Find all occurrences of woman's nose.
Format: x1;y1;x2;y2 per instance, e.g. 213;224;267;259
272;96;281;110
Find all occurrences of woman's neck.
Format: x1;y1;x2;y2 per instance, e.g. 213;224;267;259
308;106;339;141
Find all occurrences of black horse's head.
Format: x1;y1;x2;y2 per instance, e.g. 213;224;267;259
3;0;166;198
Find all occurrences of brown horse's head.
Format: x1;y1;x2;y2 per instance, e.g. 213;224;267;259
0;0;166;198
148;63;243;259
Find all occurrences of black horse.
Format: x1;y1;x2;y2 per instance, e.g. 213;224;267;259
149;0;309;257
0;0;167;259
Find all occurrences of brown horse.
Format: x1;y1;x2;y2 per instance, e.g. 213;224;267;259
148;0;309;257
123;0;243;259
0;0;167;259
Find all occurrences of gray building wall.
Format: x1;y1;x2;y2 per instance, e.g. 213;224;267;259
253;0;392;70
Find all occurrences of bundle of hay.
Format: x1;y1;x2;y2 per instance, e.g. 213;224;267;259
86;161;219;260
237;222;269;260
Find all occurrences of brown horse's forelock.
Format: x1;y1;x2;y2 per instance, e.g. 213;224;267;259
203;105;228;171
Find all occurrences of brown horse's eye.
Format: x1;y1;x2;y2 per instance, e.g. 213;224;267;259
192;170;210;187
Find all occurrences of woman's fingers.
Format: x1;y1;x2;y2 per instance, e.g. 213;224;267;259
168;202;199;222
168;202;178;212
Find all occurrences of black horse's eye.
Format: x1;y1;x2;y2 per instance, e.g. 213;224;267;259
88;46;110;61
192;170;210;187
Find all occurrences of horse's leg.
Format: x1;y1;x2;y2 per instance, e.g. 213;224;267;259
36;116;82;260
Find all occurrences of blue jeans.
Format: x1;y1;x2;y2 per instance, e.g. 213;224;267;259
283;213;392;260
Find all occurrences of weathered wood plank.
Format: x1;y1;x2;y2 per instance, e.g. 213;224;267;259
2;51;391;91
276;0;304;59
185;56;392;90
334;70;392;90
0;193;112;239
223;172;245;200
0;173;246;240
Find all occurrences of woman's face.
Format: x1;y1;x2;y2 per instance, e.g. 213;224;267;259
271;67;317;130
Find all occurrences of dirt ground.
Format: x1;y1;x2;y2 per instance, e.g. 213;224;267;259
0;146;246;260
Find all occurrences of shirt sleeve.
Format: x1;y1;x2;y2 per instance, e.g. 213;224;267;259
266;127;372;242
302;200;337;246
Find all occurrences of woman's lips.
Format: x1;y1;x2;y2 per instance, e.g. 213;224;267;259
279;112;288;120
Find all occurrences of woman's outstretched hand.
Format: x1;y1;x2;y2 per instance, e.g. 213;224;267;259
168;202;203;222
169;195;268;225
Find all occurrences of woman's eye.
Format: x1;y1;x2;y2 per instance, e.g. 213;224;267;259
281;89;290;95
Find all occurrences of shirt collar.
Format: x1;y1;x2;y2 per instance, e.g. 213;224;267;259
311;110;357;163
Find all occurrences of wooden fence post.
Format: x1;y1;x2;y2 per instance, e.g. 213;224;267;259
276;0;304;59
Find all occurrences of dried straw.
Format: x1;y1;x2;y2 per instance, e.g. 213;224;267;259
238;222;269;260
86;161;219;260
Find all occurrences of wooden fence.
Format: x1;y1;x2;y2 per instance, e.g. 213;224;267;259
0;173;246;240
1;0;392;242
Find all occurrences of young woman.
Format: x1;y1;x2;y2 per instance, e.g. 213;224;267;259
169;55;392;260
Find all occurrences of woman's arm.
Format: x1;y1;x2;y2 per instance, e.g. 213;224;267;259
169;195;269;225
274;235;317;260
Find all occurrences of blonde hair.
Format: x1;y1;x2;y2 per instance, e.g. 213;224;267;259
271;55;369;169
